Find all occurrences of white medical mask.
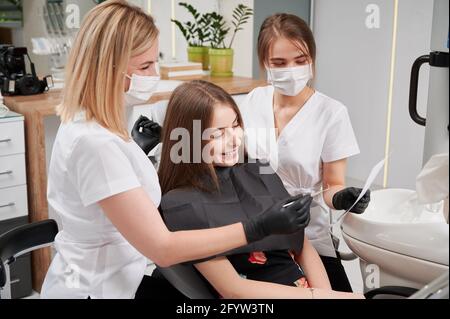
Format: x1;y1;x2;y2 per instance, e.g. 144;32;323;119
124;73;160;107
267;64;312;96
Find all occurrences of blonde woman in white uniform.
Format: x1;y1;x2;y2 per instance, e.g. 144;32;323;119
240;14;371;292
40;2;314;299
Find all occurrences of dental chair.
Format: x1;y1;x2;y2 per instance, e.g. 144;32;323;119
158;235;448;300
1;218;441;299
0;220;58;299
156;265;216;299
158;261;449;299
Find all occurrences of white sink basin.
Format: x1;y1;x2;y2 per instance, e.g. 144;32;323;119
342;188;449;289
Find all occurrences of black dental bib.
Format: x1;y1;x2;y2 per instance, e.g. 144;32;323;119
160;161;305;264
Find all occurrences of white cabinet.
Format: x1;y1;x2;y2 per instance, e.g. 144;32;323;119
0;111;28;221
0;111;33;298
0;119;25;157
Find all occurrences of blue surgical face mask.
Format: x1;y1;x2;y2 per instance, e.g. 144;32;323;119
267;64;312;96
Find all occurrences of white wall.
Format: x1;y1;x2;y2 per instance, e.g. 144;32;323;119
387;0;433;188
147;0;173;62
313;0;434;188
22;0;51;76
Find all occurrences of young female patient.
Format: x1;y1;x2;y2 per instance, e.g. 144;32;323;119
158;80;364;299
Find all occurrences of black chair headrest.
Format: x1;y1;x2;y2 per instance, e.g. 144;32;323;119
0;220;59;289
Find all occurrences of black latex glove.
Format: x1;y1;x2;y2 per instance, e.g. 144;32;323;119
243;194;313;243
132;115;162;155
332;187;371;214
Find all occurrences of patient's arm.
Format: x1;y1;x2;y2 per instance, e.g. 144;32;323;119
195;257;364;299
294;236;332;290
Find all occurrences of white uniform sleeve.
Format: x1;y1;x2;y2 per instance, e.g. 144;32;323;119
321;107;360;163
68;135;141;207
237;91;252;128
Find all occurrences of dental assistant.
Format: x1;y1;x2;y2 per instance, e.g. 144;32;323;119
239;14;371;292
40;1;310;299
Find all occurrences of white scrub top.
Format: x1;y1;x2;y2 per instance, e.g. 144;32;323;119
41;112;161;299
240;86;360;258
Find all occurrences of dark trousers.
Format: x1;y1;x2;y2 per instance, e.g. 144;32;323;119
135;269;187;300
320;254;353;292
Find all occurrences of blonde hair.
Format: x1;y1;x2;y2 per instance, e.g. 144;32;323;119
58;0;159;140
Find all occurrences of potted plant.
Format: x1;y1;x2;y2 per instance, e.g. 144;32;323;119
208;4;253;77
171;2;211;70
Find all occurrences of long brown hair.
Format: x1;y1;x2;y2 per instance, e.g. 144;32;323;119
258;13;316;69
158;80;244;195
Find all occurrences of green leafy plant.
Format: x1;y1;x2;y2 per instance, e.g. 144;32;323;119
228;4;253;48
207;4;253;49
171;2;211;47
207;12;229;49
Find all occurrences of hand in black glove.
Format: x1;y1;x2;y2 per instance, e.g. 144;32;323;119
332;187;371;214
132;115;162;155
243;194;313;243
